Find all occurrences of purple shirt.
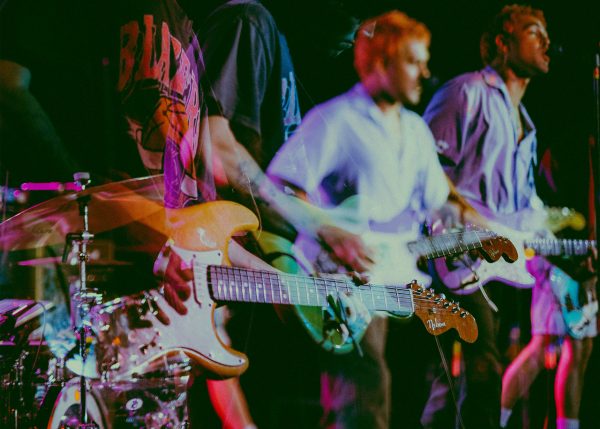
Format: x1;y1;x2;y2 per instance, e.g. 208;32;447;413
424;66;540;220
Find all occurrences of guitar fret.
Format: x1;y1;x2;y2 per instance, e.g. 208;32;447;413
525;238;596;257
223;268;232;301
261;271;268;303
205;264;420;318
294;277;301;305
237;268;243;301
407;229;491;261
248;271;255;302
281;277;290;304
268;272;276;304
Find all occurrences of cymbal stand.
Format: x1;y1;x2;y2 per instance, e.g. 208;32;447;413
64;172;102;428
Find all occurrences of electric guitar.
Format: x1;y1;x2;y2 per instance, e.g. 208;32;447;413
549;265;598;339
296;226;518;289
432;206;587;295
255;226;515;354
545;206;586;233
434;222;596;294
92;201;478;378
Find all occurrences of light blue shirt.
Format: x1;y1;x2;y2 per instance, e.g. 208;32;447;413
424;66;541;222
268;83;449;236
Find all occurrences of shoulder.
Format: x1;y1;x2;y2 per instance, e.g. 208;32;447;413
303;91;355;125
402;109;436;143
437;70;487;101
209;1;277;31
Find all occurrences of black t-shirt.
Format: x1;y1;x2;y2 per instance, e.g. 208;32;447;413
198;0;301;170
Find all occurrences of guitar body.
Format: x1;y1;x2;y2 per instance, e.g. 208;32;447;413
93;201;258;379
433;207;590;295
434;247;535;295
433;224;536;294
252;230;358;354
549;266;598;340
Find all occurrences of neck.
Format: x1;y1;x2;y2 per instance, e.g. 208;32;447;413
362;77;402;113
491;62;530;109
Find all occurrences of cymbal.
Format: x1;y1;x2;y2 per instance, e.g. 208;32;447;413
0;175;165;251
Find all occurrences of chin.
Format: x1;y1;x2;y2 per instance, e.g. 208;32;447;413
408;94;421;106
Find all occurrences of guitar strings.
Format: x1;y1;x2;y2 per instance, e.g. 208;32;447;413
206;265;471;315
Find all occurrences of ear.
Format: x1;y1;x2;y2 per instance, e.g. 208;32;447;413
495;34;509;55
372;56;387;73
495;34;507;51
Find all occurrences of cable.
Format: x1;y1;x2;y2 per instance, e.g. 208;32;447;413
433;335;466;429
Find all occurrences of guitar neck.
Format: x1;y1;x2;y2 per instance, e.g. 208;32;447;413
205;265;414;314
408;230;487;259
523;238;596;257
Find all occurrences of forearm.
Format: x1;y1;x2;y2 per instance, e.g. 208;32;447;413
228;239;277;272
443;177;488;227
208;116;333;237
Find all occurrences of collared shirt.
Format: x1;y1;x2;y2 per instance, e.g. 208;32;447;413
424;66;542;222
268;83;449;237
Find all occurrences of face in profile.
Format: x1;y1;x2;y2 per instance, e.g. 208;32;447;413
504;14;550;77
382;38;431;106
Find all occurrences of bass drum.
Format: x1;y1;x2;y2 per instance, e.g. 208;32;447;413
94;376;189;428
90;294;192;379
40;377;107;429
41;376;189;429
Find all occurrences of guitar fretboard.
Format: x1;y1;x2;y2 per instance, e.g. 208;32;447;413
524;239;596;257
407;230;490;259
205;264;414;315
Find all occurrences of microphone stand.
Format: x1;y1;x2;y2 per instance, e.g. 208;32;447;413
593;51;600;275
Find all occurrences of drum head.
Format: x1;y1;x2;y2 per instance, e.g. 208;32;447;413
43;378;106;429
96;376;189;428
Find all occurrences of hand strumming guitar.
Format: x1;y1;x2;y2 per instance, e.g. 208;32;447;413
153;237;281;320
317;224;375;274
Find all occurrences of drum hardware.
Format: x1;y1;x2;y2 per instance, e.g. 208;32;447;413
61;172;104;429
0;174;165;252
0;175;172;427
2;351;27;427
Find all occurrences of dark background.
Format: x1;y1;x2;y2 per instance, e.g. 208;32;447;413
1;0;599;427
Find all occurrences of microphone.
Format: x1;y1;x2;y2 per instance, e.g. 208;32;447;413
548;43;566;59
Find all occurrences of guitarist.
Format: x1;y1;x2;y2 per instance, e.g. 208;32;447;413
156;1;370;427
267;11;466;429
421;5;596;429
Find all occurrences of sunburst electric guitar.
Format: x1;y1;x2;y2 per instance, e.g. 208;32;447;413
95;201;479;378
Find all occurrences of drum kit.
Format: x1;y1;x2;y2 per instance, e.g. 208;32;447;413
0;173;190;428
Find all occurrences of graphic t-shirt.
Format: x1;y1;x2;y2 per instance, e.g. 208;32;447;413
117;0;215;208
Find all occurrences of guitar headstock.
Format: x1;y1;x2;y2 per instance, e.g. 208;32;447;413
478;233;518;263
545;206;586;233
408;280;478;343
